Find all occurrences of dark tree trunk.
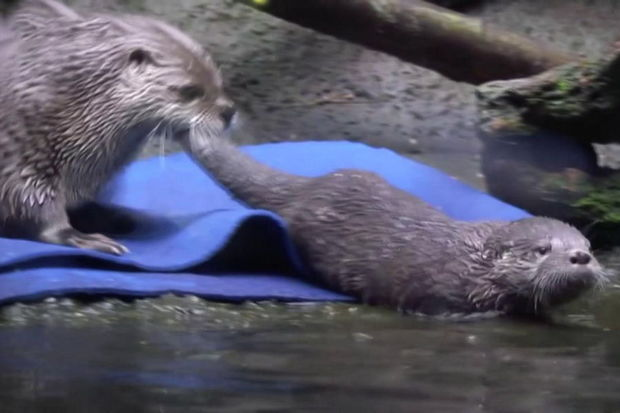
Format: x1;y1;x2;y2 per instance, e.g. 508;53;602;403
238;0;573;84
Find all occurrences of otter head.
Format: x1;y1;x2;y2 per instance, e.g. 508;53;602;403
109;16;235;141
478;217;607;315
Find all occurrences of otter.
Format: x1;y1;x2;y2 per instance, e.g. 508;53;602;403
0;0;235;254
177;132;608;317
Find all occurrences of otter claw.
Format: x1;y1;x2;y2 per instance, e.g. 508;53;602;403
66;232;129;256
42;227;129;255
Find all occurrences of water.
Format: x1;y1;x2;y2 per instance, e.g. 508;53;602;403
1;258;620;413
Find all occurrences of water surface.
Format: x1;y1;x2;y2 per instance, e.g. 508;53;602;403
1;255;620;413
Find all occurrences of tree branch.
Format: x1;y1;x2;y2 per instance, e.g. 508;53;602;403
238;0;573;84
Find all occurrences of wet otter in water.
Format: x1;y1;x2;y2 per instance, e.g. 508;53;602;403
0;0;235;254
178;132;607;317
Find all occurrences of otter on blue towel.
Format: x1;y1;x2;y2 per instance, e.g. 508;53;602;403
180;136;607;317
0;141;531;306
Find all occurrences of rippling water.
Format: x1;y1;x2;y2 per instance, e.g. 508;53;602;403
1;255;620;412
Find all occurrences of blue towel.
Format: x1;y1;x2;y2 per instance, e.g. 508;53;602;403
0;141;530;305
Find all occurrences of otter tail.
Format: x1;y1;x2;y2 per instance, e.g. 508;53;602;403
180;132;311;215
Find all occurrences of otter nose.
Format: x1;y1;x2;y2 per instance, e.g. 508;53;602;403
569;250;591;265
219;104;236;127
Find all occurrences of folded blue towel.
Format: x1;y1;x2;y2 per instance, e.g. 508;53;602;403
0;141;530;305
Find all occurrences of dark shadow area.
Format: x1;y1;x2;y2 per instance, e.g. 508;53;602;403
0;212;304;278
424;0;488;11
481;132;602;219
191;215;303;276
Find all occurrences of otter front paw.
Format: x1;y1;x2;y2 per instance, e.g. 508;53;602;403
65;231;129;255
41;227;129;255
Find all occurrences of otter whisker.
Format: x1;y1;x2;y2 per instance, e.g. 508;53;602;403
531;270;559;313
158;124;169;168
533;285;544;313
189;116;221;154
594;268;611;291
141;120;166;166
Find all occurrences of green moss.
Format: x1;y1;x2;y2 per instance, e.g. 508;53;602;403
572;179;620;224
555;78;572;94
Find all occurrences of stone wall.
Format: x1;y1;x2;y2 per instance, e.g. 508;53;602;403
67;0;620;188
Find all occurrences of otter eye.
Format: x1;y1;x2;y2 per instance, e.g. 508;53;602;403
535;245;551;256
177;85;205;102
128;49;153;66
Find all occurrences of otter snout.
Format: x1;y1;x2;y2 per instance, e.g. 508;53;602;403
215;97;236;129
569;250;592;265
219;104;236;128
564;249;603;281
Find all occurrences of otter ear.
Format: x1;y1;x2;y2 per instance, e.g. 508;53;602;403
128;48;153;66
